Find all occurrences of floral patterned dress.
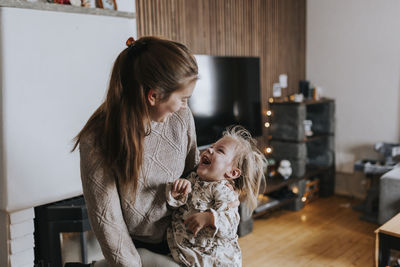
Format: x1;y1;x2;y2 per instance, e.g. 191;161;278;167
166;172;242;267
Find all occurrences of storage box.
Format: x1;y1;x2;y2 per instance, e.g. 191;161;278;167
306;101;335;135
306;136;334;167
270;140;307;159
269;103;306;141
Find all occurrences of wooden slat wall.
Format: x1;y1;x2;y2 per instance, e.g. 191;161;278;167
136;0;306;146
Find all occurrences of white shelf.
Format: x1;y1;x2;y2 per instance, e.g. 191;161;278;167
0;0;135;18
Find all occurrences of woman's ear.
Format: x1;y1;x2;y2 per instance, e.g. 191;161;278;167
226;168;241;180
147;89;158;106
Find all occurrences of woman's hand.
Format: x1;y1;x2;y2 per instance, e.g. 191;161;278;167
171;178;192;200
184;212;214;236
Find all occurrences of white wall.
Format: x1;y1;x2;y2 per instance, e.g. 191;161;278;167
0;7;136;212
116;0;136;13
307;0;400;173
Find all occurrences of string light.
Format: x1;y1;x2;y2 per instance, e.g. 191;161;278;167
291;186;299;194
264;147;272;154
266;100;273;157
301;197;307;202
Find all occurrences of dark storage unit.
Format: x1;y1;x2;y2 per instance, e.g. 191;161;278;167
253;98;335;218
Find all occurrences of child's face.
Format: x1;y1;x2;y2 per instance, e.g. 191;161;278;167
197;136;240;182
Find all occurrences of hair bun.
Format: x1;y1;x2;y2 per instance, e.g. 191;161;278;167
126;37;135;47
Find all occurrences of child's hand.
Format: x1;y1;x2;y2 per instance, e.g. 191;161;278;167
184;212;214;236
171;179;192;200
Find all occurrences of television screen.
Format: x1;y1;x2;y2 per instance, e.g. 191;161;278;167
189;55;262;147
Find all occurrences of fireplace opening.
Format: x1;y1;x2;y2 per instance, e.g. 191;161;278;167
33;196;102;267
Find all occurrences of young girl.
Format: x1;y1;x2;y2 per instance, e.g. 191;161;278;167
165;126;265;267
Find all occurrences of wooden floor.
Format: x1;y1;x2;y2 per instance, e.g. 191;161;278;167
238;195;377;267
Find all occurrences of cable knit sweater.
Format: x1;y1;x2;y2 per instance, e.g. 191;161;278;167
79;107;199;267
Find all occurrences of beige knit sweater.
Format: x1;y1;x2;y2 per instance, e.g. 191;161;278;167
79;107;199;267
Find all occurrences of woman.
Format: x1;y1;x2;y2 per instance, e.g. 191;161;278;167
72;36;199;266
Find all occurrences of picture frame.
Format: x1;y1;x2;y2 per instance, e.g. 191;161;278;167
96;0;117;10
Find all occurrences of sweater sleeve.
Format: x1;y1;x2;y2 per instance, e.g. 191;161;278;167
182;108;200;177
79;137;141;267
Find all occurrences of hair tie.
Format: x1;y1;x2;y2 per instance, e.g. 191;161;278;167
126;37;135;47
126;37;147;55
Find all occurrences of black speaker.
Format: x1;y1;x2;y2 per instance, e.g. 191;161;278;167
299;80;310;98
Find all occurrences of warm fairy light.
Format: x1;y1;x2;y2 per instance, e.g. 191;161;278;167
264;122;270;128
269;97;274;103
266;110;272;116
301;215;307;222
264;147;272;154
301;197;307;202
292;186;299;194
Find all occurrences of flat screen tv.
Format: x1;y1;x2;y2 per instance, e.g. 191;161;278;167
189;55;262;147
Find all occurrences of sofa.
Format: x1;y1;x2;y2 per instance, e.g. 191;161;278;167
379;163;400;225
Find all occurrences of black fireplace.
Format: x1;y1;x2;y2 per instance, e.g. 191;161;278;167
33;196;102;267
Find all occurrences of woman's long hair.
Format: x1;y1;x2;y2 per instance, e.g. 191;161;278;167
72;36;198;200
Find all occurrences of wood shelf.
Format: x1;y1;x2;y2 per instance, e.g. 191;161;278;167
253;195;297;219
265;175;303;194
0;0;135;18
269;97;334;105
253;165;333;218
269;134;334;143
264;165;331;194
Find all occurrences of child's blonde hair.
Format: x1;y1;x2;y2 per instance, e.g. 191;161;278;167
222;125;266;212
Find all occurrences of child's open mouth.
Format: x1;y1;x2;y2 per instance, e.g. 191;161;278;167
200;155;211;165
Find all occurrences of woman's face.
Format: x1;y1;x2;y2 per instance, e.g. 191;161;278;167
149;80;196;122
